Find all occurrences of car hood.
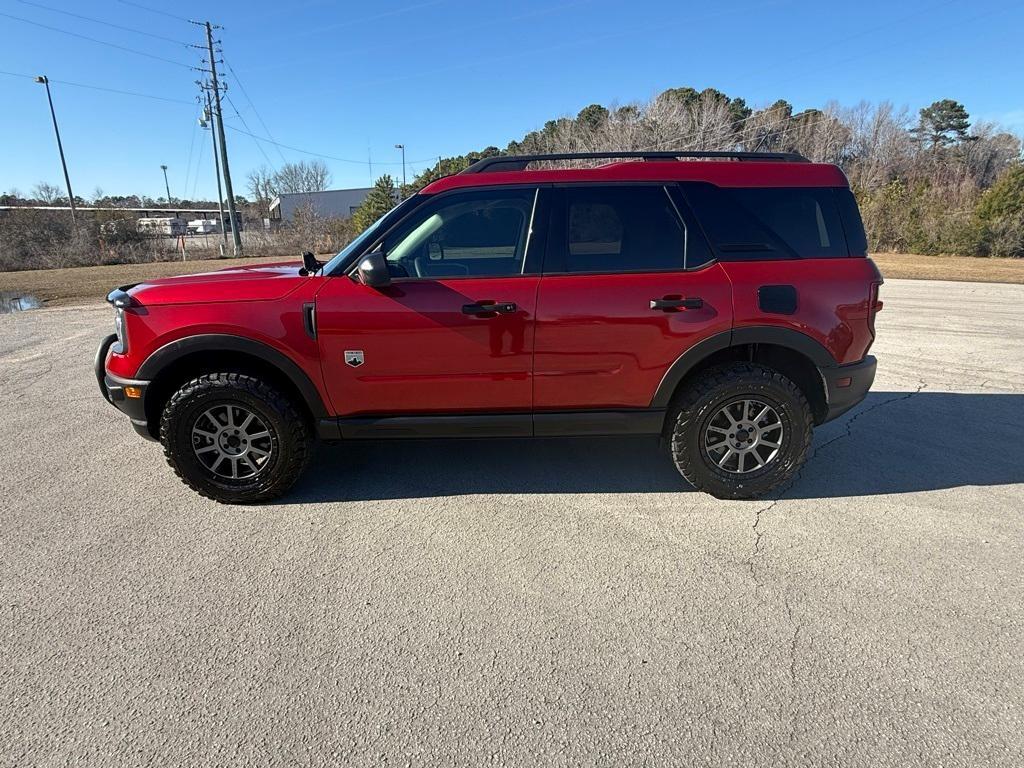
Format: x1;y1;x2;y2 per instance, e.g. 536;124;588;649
126;261;311;306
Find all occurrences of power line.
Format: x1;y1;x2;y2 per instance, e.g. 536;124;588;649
222;57;287;165
113;0;192;24
729;0;965;87
183;104;201;201
246;0;594;74
768;0;1015;92
13;0;191;46
223;123;437;166
0;11;193;69
278;0;450;42
0;69;195;104
225;93;276;171
191;140;205;199
325;0;761;93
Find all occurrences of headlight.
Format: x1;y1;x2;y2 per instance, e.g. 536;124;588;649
113;307;127;352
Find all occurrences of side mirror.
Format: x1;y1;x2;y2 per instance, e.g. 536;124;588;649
299;251;322;276
357;250;392;288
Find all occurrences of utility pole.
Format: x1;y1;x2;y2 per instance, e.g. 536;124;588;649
394;143;406;189
160;164;172;203
195;21;242;255
34;75;76;226
199;92;228;252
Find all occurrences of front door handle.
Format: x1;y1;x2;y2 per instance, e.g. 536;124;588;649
462;301;517;316
650;296;703;311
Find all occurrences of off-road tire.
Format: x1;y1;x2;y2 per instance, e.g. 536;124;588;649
160;373;312;504
668;363;813;500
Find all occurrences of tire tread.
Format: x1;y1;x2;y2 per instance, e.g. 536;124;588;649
669;362;812;499
159;372;311;504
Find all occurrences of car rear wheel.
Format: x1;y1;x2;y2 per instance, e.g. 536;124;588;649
668;363;813;499
160;373;311;504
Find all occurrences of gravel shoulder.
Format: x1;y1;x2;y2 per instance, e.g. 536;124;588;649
0;279;1021;766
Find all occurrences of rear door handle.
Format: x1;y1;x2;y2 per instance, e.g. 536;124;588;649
462;301;517;316
650;297;703;311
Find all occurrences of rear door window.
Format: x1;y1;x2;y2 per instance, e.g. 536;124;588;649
683;183;850;259
549;186;701;273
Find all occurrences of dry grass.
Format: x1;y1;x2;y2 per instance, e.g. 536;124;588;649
1;252;1021;309
0;255;299;307
871;253;1024;284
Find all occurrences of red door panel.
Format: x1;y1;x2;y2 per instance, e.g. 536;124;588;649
533;264;734;410
315;276;539;417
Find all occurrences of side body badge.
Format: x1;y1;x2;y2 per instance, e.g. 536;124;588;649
344;350;365;368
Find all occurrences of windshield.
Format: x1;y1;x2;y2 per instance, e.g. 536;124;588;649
322;196;419;274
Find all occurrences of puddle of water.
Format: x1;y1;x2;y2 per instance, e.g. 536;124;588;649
0;292;42;313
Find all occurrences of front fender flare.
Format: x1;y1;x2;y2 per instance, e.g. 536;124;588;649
136;334;329;419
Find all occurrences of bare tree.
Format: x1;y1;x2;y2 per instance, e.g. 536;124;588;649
32;182;62;204
246;165;277;219
272;160;332;194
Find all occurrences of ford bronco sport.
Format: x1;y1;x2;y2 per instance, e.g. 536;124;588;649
97;151;881;504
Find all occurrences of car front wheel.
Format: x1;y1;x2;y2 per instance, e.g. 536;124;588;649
160;373;312;504
668;363;813;499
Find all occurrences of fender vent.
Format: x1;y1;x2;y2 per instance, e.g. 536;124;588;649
758;285;798;315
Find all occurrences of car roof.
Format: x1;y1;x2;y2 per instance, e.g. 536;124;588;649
421;160;849;195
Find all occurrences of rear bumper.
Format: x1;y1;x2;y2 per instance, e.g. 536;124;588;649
96;334;156;441
820;355;876;423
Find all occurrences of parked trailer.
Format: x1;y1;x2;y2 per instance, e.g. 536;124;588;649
187;219;221;234
137;217;187;236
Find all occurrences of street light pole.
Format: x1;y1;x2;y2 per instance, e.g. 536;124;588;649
160;164;172;204
395;143;406;190
35;75;76;226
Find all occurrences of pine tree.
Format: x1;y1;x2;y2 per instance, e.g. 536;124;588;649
976;165;1024;221
913;99;972;148
350;175;397;233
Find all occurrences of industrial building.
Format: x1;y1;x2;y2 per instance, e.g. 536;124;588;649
269;188;373;223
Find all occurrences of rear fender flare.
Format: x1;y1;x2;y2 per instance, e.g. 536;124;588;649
650;326;837;409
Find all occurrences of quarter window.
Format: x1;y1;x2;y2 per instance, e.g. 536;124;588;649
683;183;849;259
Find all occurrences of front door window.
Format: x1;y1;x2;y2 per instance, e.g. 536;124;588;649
382;189;537;279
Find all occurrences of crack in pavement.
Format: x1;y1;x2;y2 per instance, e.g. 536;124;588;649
783;596;805;749
746;380;928;595
742;379;930;751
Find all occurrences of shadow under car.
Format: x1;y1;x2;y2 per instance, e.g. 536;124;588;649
277;392;1024;504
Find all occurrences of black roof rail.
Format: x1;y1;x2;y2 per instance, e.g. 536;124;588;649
461;150;810;174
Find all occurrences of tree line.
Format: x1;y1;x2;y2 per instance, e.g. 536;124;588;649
3;87;1022;272
352;89;1024;258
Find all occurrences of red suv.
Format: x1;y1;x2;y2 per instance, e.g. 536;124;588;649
97;151;881;504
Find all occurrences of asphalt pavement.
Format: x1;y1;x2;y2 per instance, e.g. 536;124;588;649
1;278;1021;766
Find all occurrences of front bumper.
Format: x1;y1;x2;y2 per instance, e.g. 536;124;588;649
96;334;156;441
820;355;877;423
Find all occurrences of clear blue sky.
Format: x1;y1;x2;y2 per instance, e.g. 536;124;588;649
1;0;1021;200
